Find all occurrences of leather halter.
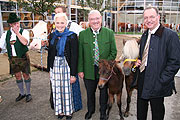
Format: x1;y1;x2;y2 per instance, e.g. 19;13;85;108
99;63;116;81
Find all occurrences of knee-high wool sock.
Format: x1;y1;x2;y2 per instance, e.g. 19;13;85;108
16;79;24;95
24;78;31;95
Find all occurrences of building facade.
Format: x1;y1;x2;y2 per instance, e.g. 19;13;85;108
0;0;180;36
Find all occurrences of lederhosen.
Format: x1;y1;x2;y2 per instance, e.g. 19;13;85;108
6;29;31;75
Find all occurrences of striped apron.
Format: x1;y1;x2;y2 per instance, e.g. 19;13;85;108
50;56;73;115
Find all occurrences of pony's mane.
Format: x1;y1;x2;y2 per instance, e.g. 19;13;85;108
122;40;139;59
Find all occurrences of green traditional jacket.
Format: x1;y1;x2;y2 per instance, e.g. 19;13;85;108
6;29;28;59
78;27;117;80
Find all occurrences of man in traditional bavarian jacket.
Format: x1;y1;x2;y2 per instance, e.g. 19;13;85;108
0;13;32;102
78;10;117;120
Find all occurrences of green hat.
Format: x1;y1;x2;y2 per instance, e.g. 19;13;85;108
7;13;21;23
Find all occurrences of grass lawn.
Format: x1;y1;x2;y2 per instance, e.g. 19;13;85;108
116;32;142;35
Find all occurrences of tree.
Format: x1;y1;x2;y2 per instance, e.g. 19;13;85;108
77;0;112;21
10;0;62;20
78;0;111;13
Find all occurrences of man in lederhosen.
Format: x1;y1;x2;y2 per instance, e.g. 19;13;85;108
0;13;32;102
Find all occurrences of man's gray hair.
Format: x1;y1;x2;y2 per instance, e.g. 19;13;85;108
54;13;68;22
88;10;101;18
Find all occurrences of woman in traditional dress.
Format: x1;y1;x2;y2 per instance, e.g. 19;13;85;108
47;13;81;120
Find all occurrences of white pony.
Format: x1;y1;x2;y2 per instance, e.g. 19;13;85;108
120;39;139;60
29;21;48;50
118;39;140;76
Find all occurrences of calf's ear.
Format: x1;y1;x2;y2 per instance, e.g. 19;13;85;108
123;39;126;45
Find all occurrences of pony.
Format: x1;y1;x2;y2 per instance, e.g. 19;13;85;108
117;39;139;117
119;39;139;76
29;21;53;50
98;39;139;120
98;59;124;120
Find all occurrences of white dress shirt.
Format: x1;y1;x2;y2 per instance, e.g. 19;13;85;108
68;20;84;36
145;24;160;66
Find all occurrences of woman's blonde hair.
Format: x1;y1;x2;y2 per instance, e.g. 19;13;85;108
54;13;68;22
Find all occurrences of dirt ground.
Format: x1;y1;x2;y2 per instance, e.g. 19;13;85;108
0;35;180;120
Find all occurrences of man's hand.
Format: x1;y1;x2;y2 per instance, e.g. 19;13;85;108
41;40;49;46
12;25;20;35
135;59;142;67
70;76;76;84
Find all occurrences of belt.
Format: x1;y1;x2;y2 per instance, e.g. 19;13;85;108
11;56;18;58
11;54;27;59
